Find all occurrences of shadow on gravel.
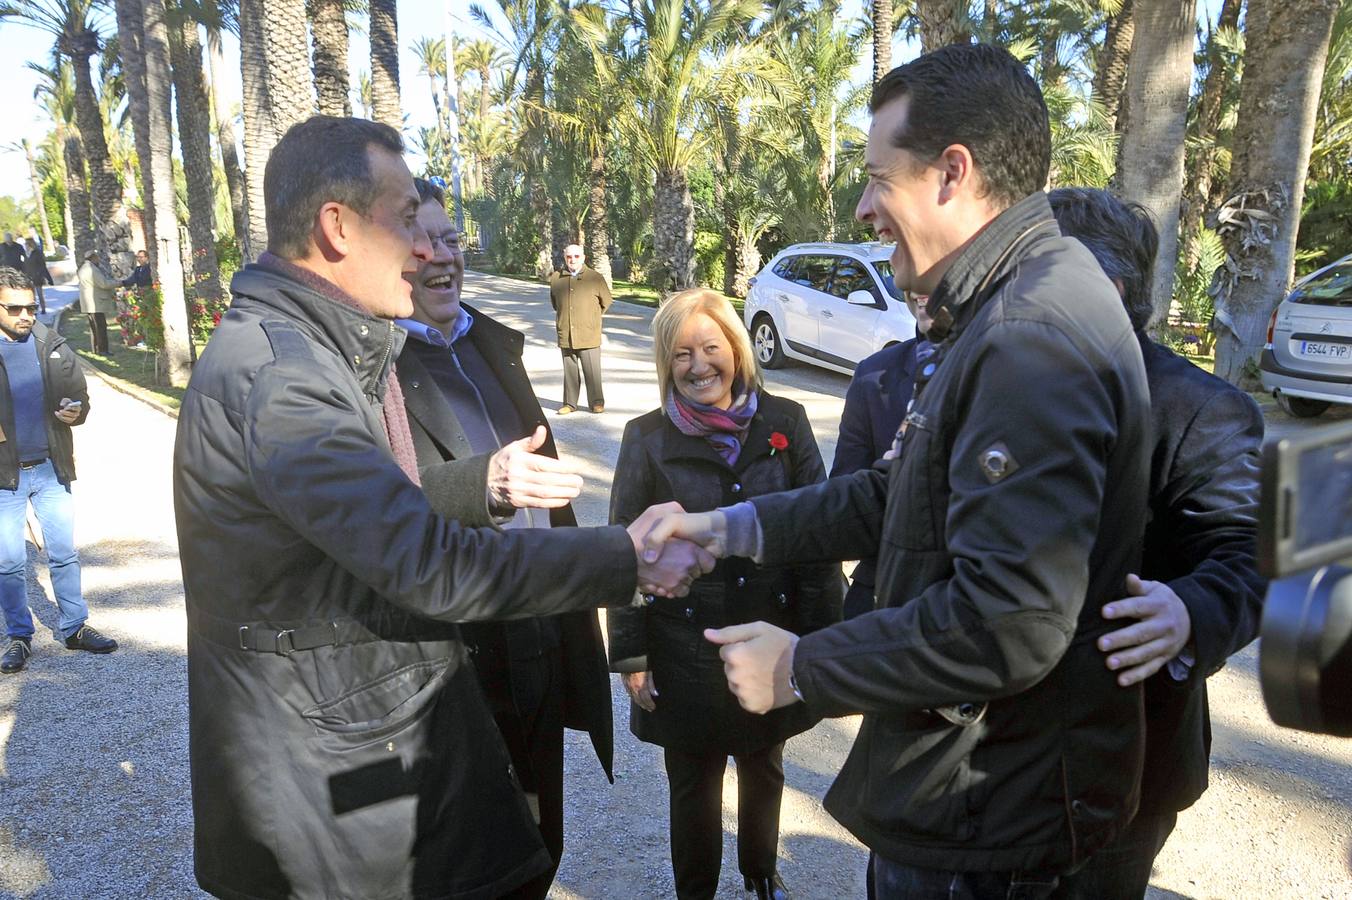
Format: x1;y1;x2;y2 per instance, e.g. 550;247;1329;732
75;537;181;570
779;832;868;896
1210;714;1352;817
1145;888;1198;899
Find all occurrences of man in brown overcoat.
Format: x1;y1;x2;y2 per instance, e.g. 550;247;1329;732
548;244;612;414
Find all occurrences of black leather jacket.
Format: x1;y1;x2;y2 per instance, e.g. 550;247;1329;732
174;265;637;900
0;321;89;489
753;193;1151;873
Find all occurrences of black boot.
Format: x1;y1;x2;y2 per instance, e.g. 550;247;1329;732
743;874;790;900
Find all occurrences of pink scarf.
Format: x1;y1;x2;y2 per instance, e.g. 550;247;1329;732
256;253;421;486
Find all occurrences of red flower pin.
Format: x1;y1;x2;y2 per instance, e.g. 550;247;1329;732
768;432;789;455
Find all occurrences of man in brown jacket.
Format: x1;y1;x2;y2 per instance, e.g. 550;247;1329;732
548;244;612;414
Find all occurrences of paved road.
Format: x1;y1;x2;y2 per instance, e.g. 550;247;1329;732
0;272;1348;898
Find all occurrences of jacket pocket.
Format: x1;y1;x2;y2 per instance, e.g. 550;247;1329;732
861;713;976;842
301;658;452;748
882;421;945;552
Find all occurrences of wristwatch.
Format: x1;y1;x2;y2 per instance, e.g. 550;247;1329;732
788;670;804;703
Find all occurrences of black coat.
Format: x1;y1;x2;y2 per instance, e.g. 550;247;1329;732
396;304;614;783
751;193;1151;873
1136;337;1265;816
174;265;639;900
830;339;919;617
0;321;89;488
607;394;842;756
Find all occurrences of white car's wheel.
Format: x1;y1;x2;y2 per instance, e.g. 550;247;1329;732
1276;392;1332;418
752;316;786;369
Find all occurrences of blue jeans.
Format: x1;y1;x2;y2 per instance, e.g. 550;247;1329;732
870;854;1060;900
1051;811;1177;900
0;459;87;641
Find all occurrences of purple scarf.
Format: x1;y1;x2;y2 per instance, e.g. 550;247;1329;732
665;382;759;464
254;253;421;486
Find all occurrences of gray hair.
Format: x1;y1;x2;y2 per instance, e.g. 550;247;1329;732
1048;187;1159;332
264;115;405;259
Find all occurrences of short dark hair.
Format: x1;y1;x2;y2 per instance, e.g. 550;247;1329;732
413;177;445;206
1048;187;1159;332
264;115;405;259
0;266;33;292
871;44;1050;209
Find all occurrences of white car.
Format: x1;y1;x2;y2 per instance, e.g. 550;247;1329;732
1260;253;1352;417
743;242;917;375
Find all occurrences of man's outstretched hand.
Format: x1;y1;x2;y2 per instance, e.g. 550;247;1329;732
488;426;583;510
639;509;728;563
627;502;716;597
704;622;800;714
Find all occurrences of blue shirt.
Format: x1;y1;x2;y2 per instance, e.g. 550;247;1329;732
0;334;49;462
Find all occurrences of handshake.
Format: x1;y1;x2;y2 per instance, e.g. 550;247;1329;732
624;502;730;597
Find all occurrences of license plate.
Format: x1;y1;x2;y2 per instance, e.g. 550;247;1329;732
1297;340;1352;361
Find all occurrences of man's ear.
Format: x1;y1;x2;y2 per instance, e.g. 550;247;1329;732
314;201;351;261
936;144;977;205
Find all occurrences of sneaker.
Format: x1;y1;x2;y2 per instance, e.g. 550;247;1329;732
1;638;31;673
557;404;576;416
590;402;605;413
64;625;117;654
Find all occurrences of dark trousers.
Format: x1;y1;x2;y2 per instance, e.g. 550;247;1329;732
1050;811;1177;900
663;742;785;900
869;854;1060;900
32;282;45;314
478;646;566;900
560;346;603;408
86;313;108;355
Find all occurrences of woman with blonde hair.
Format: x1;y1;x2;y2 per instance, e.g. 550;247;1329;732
607;290;841;900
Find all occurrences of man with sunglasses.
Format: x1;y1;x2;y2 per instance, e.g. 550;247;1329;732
0;266;116;675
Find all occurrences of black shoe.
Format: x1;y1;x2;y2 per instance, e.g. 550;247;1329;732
1;638;31;673
743;874;790;900
64;625;117;654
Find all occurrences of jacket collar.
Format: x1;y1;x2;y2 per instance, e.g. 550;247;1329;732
926;192;1061;341
230;264;405;397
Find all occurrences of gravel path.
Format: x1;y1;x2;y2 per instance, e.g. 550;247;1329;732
0;275;1347;899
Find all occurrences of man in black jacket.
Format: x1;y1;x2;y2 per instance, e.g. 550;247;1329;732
0;267;116;675
396;177;611;899
1047;189;1264;898
643;45;1151;895
173;116;711;900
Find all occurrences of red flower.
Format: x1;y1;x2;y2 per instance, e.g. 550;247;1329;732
768;431;789;455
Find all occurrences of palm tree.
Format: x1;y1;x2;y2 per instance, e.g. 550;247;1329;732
1115;0;1197;327
29;57;93;258
461;37;505;125
602;0;768;293
112;0;159;263
1211;0;1340;385
2;0;128;266
142;0;193;384
357;69;373;117
264;0;313;132
872;0;894;82
169;10;224;303
915;0;973;51
18;139;57;250
309;0;351;115
369;0;402;126
1092;0;1134;128
237;0;274;254
410;34;448;132
199;0;248;253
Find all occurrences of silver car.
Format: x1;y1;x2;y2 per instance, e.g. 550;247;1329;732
742;242;917;376
1260;253;1352;417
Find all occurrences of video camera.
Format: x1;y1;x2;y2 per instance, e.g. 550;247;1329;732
1258;419;1352;737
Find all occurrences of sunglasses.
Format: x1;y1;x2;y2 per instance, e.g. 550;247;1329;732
3;304;37;316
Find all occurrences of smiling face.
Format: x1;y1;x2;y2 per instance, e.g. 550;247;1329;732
856;97;956;297
406;199;464;332
339;148;431;318
671;311;737;410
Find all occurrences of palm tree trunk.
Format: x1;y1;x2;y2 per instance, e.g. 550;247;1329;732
67;37;128;269
529;173;553;279
1179;0;1243;268
171;17;224;306
872;0;893;83
369;0;402;127
113;0;157;265
264;0;314;133
238;0;275;256
207;27;249;255
1116;0;1197;328
309;0;352;116
1093;0;1135;129
585;148;611;287
142;0;193;385
653;167;695;294
915;0;972;52
63;133;94;262
21;140;55;251
1212;0;1339;386
478;65;491;122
